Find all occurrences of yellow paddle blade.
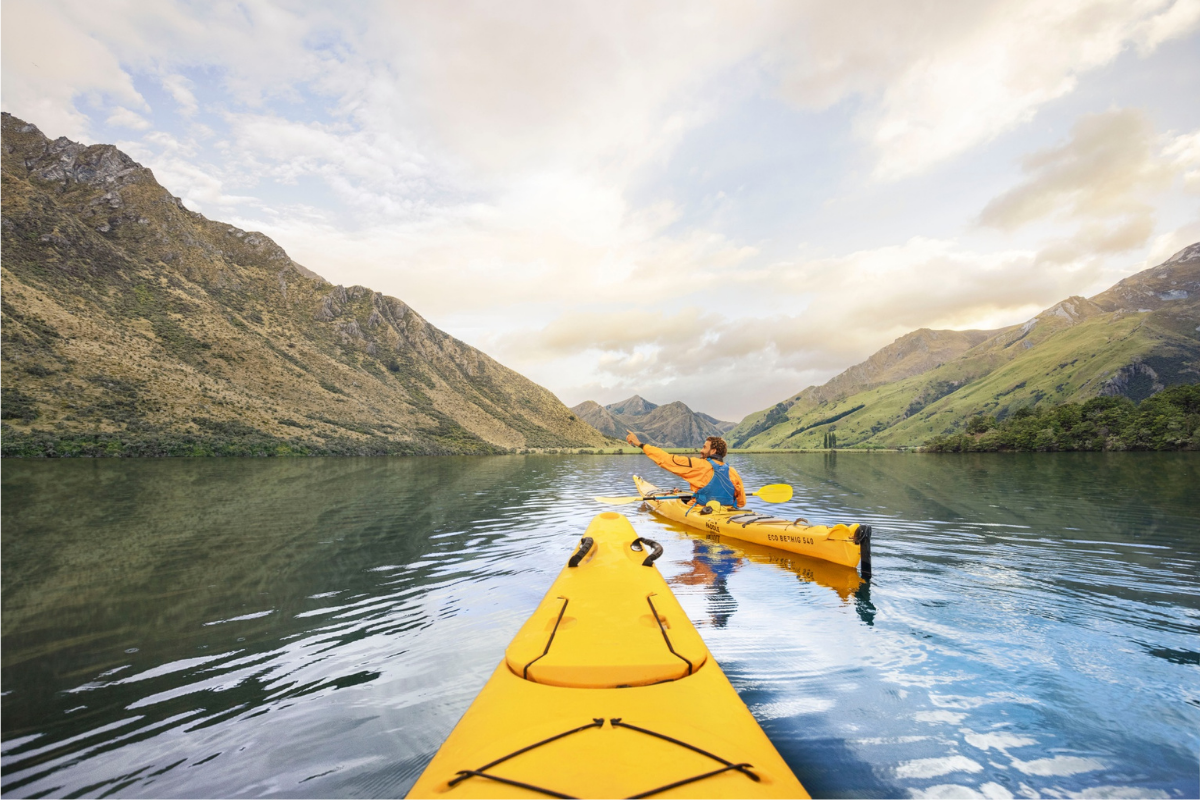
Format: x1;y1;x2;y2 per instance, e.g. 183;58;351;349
751;484;793;503
594;495;642;505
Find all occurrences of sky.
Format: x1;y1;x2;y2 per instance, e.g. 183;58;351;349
3;0;1199;421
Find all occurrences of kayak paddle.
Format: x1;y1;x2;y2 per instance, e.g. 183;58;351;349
594;483;794;505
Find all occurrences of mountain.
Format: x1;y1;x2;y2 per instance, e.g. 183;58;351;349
607;395;658;416
0;113;612;456
729;245;1200;449
570;400;627;438
570;395;736;447
695;412;738;434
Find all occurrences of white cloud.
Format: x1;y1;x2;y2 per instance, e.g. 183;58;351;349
863;0;1200;180
106;106;151;130
0;0;148;138
980;109;1172;230
362;2;771;178
117;134;259;211
1142;219;1200;266
769;0;1200;180
1135;0;1200;51
1164;128;1200;190
977;111;1200;265
161;74;198;116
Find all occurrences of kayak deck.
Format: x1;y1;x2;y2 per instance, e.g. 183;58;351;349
407;511;809;799
633;475;872;573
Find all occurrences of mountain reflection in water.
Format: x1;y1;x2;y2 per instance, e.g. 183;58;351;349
2;452;1197;798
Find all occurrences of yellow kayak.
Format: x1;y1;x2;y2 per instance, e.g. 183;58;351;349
407;511;809;799
634;475;872;574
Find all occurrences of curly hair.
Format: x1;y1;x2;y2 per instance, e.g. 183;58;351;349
705;436;728;460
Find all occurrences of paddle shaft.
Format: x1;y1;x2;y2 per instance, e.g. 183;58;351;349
594;483;792;505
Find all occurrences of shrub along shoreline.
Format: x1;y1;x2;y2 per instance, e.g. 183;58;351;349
923;384;1200;452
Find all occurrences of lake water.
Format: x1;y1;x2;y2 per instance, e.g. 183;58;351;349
2;453;1198;799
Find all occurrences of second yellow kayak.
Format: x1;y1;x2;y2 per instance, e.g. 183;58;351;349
634;475;872;573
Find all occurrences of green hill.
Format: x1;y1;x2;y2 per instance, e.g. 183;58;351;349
0;113;613;456
728;245;1200;449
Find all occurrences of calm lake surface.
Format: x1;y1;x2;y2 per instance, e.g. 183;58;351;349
2;453;1198;799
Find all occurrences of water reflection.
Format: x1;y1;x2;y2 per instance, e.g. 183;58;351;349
670;540;739;628
2;453;1197;799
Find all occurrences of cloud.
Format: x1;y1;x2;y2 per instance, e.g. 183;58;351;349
870;0;1199;180
1142;218;1200;266
979;109;1171;230
976;111;1200;263
1136;0;1200;52
1164;128;1200;191
770;0;1200;180
765;238;1094;333
522;309;714;358
161;74;198;116
8;0;1197;187
362;2;772;177
216;113;433;212
106;106;151;130
118;133;259;211
1034;216;1159;266
0;0;148;138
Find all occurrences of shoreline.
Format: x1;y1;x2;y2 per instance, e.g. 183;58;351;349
8;443;1191;458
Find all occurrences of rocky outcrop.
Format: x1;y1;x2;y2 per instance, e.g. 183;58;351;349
1;112;611;456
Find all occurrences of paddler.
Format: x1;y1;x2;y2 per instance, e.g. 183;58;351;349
624;430;746;509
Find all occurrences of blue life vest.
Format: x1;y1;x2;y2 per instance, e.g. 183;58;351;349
693;458;738;507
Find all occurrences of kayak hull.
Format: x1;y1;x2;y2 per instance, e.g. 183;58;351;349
407;511;809;799
634;475;870;572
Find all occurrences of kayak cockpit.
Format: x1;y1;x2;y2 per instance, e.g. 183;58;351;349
504;512;708;688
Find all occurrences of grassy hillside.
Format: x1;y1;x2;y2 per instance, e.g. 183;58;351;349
0;113;614;456
728;248;1200;450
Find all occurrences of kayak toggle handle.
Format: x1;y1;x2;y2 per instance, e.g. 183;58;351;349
568;537;594;567
854;525;873;579
629;537;663;567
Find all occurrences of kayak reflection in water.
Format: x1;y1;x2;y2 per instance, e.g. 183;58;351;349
624;431;746;508
673;540;741;628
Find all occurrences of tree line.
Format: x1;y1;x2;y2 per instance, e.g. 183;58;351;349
923;384;1200;452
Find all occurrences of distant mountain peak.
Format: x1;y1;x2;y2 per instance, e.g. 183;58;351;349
1090;249;1200;314
606;395;658;416
570;395;734;446
1166;243;1200;265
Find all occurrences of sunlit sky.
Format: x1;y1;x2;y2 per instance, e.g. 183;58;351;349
4;1;1199;421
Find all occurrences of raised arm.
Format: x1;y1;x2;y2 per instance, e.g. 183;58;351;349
627;431;712;492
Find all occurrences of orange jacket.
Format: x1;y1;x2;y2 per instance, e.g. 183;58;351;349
641;444;746;508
